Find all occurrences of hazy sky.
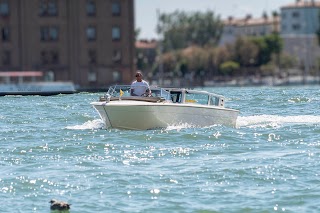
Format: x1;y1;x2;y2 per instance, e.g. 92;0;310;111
135;0;294;39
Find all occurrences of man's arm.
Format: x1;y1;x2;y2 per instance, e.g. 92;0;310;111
130;83;136;96
145;83;151;96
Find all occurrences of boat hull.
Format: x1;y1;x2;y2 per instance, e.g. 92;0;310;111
91;101;239;130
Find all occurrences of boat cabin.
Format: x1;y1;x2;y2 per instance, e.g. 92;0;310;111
0;71;44;84
165;88;225;107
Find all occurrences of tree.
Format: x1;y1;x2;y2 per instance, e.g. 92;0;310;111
251;33;283;66
210;46;232;70
317;10;320;45
157;10;223;52
220;61;240;76
161;51;177;75
276;53;298;69
233;37;259;66
180;45;209;72
134;28;141;41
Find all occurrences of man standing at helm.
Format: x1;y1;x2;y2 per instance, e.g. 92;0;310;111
130;71;151;96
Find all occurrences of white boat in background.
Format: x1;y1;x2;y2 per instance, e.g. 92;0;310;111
0;71;76;96
91;85;239;130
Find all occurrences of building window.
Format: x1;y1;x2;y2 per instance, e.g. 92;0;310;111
86;26;96;41
50;50;59;64
112;50;121;63
1;27;9;42
0;0;9;17
292;24;301;30
292;11;300;18
41;50;59;64
41;51;49;64
40;26;59;41
39;0;58;16
86;0;96;16
88;50;97;64
281;13;286;19
112;2;121;16
112;27;121;41
2;50;10;65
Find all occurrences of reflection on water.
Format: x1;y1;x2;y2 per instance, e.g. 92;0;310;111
0;87;320;212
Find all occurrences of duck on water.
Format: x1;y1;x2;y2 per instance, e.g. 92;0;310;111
49;199;71;211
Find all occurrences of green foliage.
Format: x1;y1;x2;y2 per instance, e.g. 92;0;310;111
251;33;283;66
233;37;259;66
265;33;283;54
317;10;320;45
154;13;284;80
260;63;276;76
276;53;298;69
260;53;297;76
157;10;223;52
135;28;141;41
219;61;240;75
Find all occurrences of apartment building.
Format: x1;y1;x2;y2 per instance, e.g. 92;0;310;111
0;0;135;88
220;14;280;46
280;0;320;70
135;39;158;80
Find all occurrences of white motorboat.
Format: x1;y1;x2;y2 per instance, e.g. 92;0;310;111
0;71;76;96
91;85;239;130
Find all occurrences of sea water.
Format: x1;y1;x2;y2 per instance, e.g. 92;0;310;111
0;86;320;213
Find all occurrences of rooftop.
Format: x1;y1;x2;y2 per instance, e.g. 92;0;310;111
135;40;158;49
224;16;280;27
0;71;43;77
281;0;320;9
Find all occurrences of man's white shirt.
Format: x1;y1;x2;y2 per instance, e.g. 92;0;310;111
131;80;150;96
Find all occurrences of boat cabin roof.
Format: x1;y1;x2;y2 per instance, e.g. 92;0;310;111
0;71;43;77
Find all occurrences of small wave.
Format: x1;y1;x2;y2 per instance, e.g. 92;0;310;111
65;119;105;130
237;115;320;128
288;97;311;103
166;123;195;131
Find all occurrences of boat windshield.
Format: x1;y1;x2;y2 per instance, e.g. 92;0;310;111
107;85;171;100
184;90;225;107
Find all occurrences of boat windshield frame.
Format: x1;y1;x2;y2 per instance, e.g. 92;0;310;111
107;85;171;100
105;85;226;107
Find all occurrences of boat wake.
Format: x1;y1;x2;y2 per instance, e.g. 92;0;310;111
237;115;320;128
65;119;105;130
66;115;320;131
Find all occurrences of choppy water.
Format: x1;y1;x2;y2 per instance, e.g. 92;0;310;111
1;86;320;213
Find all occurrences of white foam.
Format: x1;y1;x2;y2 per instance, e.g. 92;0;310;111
166;123;195;131
65;119;105;130
237;115;320;128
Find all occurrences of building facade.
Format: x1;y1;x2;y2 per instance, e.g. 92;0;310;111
281;0;320;35
0;0;135;88
135;39;158;80
280;0;320;71
219;14;280;46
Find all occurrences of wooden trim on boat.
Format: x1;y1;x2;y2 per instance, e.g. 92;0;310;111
99;96;165;103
